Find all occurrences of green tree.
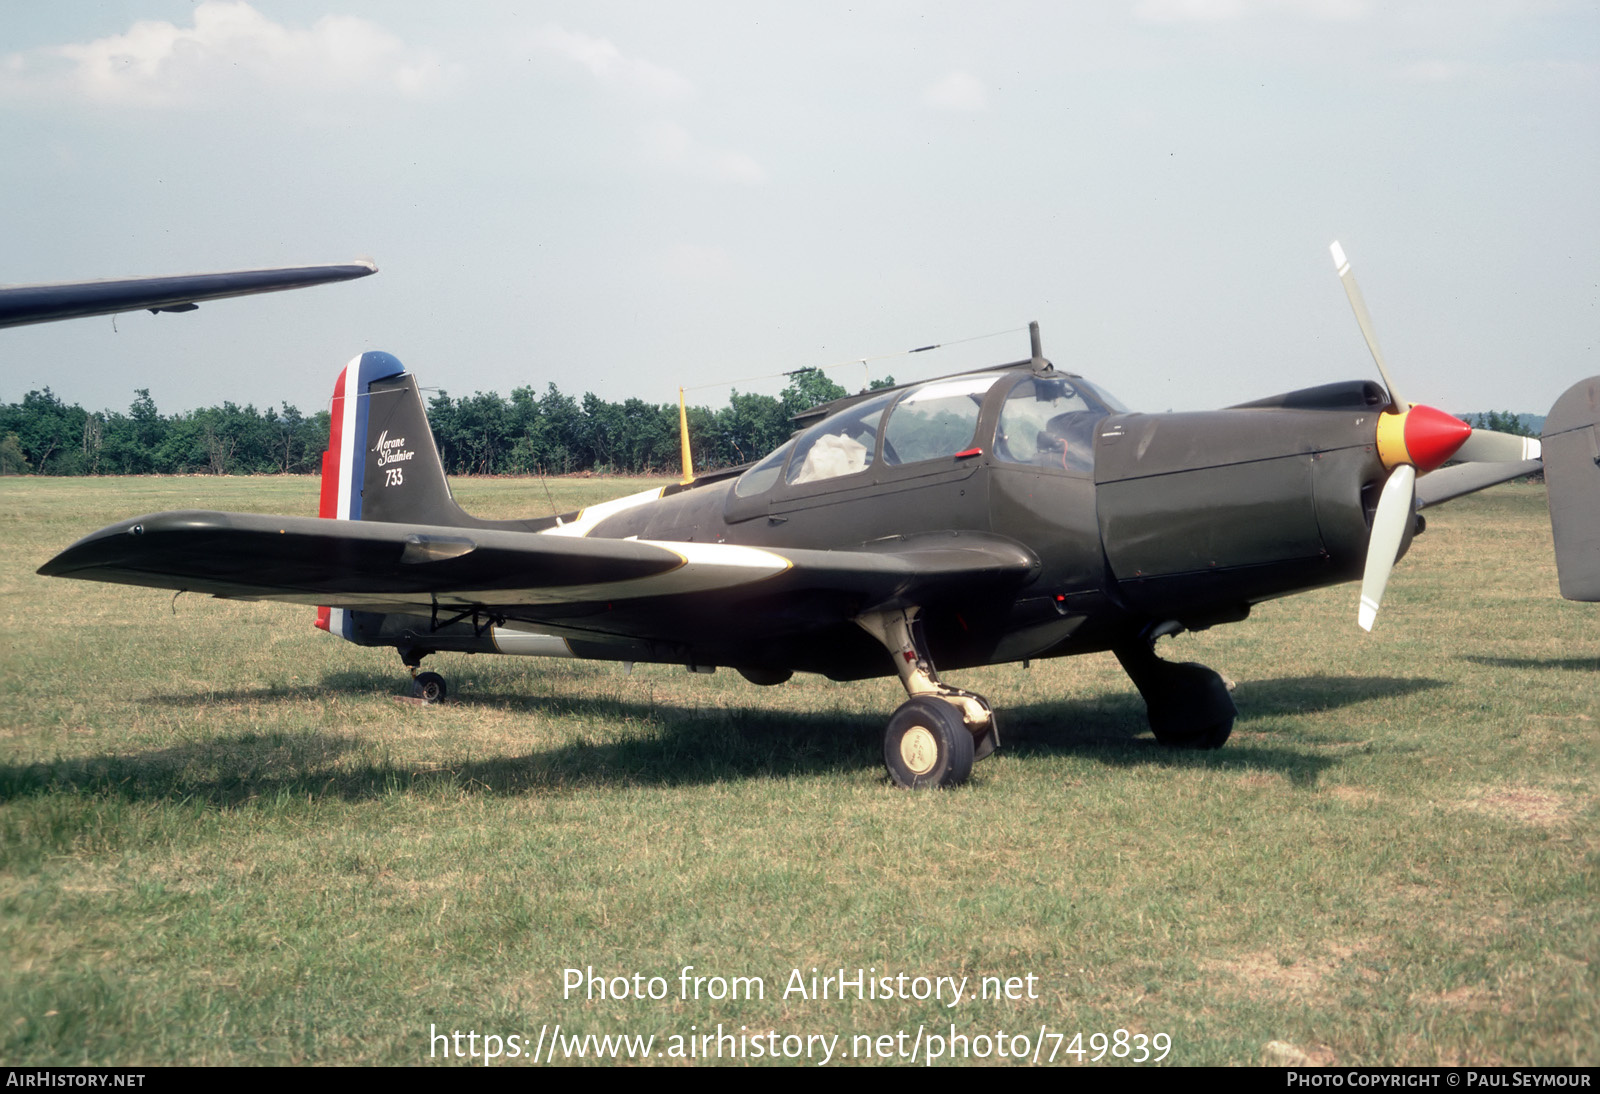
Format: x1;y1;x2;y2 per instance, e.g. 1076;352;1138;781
9;389;89;475
1468;411;1534;437
780;369;848;418
0;432;29;475
713;390;789;465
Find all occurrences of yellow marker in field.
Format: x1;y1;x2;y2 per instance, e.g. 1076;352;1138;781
678;387;694;485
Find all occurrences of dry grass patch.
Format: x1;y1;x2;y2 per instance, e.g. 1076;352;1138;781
1205;941;1375;1002
1263;1039;1338;1066
1410;984;1503;1012
1233;772;1281;789
1327;786;1383;806
1459;785;1579;828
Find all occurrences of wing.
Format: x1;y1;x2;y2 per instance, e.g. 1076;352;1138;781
0;261;376;329
38;510;1040;644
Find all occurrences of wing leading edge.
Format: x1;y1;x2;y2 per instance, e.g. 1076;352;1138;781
0;261;376;329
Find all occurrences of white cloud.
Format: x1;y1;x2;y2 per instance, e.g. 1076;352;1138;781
523;26;755;186
0;2;450;108
645;122;766;184
923;70;988;112
528;25;693;100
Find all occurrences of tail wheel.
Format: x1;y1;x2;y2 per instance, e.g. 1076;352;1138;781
411;671;448;704
884;696;975;789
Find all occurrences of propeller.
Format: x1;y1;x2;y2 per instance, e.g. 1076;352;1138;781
1331;243;1538;461
1329;242;1475;631
1453;429;1541;463
1359;463;1416;632
1331;241;1406;410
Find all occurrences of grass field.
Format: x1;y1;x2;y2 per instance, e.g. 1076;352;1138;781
1;475;1594;1066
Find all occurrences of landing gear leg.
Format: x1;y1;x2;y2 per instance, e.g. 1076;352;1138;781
1113;635;1235;749
400;646;447;704
857;607;996;788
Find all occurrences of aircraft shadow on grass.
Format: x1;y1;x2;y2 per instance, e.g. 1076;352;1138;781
2;673;1440;805
1001;674;1443;787
1463;655;1599;673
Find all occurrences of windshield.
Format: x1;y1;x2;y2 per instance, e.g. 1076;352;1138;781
1074;378;1129;414
733;438;795;498
996;376;1110;474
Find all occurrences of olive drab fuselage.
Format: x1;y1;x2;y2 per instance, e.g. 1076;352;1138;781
439;364;1399;682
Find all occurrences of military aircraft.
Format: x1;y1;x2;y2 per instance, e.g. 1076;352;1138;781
38;246;1600;788
0;260;376;329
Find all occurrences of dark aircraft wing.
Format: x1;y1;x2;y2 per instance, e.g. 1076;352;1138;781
38;510;1039;642
0;261;376;329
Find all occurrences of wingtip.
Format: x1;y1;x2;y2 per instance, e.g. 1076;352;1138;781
1330;240;1348;271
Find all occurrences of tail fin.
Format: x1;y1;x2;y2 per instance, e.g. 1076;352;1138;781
315;350;470;635
316;350;467;526
1544;376;1600;601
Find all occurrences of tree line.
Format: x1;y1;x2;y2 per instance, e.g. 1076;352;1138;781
0;380;1536;479
0;370;866;478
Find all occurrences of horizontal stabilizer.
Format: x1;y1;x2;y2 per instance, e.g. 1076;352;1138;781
1542;376;1600;601
39;511;1038;644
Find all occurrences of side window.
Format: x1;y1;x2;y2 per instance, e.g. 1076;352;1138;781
785;393;896;486
880;377;991;466
996;377;1101;474
733;439;795;498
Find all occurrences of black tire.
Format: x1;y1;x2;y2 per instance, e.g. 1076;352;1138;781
1114;644;1237;751
737;666;793;686
1146;660;1235;749
1150;715;1234;750
411;671;447;704
884;696;975;789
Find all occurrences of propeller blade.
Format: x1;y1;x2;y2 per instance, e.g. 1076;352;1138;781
1330;241;1405;410
1453;429;1542;463
1359;464;1417;632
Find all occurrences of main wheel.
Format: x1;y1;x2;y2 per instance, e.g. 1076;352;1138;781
1146;660;1234;749
737;666;793;686
1150;715;1234;750
411;671;448;704
884;696;975;789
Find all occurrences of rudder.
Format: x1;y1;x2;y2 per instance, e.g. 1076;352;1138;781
1543;375;1600;601
314;351;472;636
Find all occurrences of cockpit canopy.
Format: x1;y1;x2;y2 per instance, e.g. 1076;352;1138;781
734;369;1126;498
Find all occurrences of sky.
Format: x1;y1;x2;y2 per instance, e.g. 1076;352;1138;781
0;1;1595;421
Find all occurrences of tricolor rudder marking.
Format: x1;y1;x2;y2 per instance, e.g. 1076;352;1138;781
314;351;407;639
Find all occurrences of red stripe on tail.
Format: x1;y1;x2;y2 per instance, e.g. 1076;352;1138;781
314;368;350;632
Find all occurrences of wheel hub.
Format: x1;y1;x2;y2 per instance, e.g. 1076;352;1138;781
899;725;938;775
